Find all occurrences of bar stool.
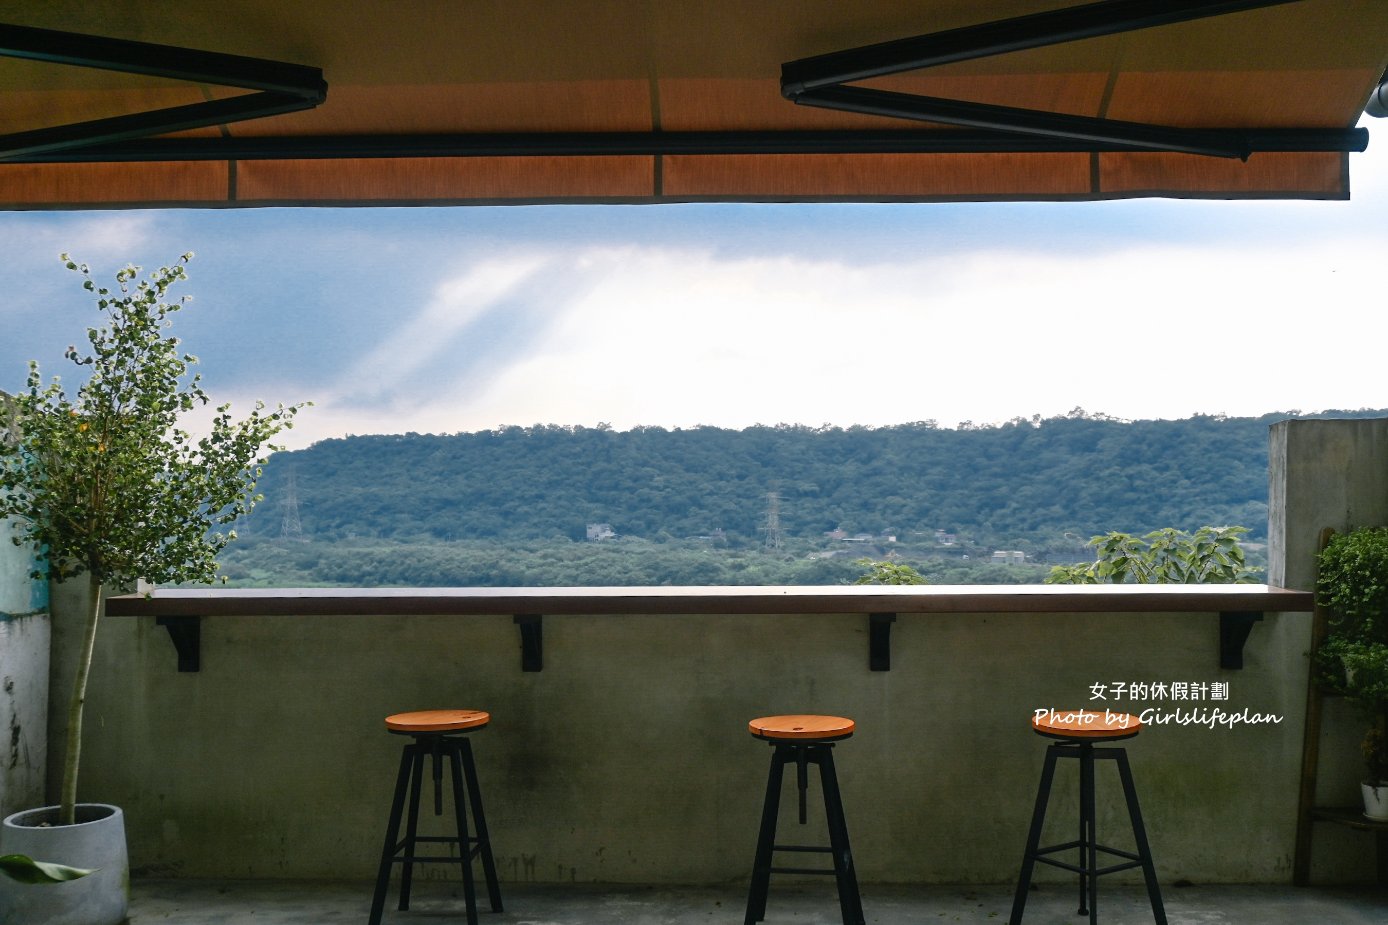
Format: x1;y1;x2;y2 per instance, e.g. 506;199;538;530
369;710;502;925
745;714;864;925
1009;709;1165;925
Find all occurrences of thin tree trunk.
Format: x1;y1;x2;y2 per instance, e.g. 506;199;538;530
59;575;102;826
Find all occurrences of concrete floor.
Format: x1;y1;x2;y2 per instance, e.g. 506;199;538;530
129;879;1388;924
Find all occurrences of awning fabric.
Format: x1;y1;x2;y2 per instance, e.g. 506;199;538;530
2;0;1386;208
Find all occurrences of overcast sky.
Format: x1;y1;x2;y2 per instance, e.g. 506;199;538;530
3;123;1387;451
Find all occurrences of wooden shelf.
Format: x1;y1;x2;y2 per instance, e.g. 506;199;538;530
1310;806;1388;833
107;583;1312;675
104;583;1314;618
1294;527;1388;887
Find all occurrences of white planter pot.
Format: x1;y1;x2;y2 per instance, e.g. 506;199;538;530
1363;781;1388;822
0;803;129;925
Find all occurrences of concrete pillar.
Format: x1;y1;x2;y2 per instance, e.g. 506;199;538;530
0;517;49;819
1268;417;1388;590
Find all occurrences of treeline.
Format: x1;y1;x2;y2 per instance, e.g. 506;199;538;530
215;536;1052;588
239;409;1385;564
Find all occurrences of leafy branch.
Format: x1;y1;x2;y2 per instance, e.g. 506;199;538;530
1045;526;1257;584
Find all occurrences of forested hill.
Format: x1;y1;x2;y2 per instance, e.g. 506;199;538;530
243;410;1384;560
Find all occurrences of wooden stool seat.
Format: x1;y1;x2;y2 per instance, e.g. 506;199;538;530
749;714;855;741
386;709;490;734
1032;709;1141;742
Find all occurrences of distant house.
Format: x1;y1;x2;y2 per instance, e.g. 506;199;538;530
586;523;616;541
934;530;957;546
827;529;895;544
991;550;1026;565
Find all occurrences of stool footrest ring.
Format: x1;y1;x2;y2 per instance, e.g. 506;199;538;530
1033;841;1142;864
1033;855;1145;877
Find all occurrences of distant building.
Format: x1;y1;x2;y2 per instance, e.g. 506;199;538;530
934;530;957;546
586;523;616;541
991;550;1026;565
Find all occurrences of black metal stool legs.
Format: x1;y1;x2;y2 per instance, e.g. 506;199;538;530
817;744;865;925
1116;749;1165;924
745;742;863;925
1009;743;1165;925
370;747;416;925
369;734;502;925
397;742;428;912
460;738;504;912
745;745;787;925
444;742;479;924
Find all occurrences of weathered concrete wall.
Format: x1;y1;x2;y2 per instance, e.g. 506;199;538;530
79;603;1306;885
0;517;48;819
1268;416;1388;884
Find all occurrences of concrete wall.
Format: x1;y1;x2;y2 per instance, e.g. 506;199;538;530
0;517;49;819
79;604;1307;885
1268;417;1388;883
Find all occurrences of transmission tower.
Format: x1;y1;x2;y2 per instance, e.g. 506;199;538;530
762;490;784;551
279;469;306;543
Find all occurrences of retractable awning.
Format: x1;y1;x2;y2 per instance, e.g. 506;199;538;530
2;0;1386;208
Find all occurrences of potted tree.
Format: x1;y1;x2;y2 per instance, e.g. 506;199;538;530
0;254;304;924
1316;527;1388;820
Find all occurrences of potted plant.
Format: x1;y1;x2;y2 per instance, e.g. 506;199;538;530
1316;527;1388;820
0;254;304;924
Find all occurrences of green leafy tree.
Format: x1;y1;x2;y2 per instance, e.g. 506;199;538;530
1045;526;1256;584
0;254;306;825
853;558;927;585
1317;526;1388;641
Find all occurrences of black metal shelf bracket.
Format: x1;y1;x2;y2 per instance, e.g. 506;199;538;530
155;616;201;673
514;614;543;672
1219;611;1263;670
869;613;897;672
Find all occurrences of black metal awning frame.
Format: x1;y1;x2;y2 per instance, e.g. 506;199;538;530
0;0;1369;164
780;0;1366;160
0;22;327;161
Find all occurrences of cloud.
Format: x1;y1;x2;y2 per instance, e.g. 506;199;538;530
0;213;157;268
280;221;1387;444
328;253;553;404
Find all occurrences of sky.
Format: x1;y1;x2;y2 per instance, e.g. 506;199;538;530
3;124;1387;452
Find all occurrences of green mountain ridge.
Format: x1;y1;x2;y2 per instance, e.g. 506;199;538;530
242;409;1385;556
